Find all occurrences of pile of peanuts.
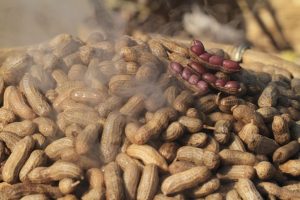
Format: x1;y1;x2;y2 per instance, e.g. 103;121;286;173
0;32;300;200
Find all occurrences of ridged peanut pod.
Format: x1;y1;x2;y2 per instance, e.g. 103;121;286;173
216;95;245;113
97;95;124;118
126;144;168;172
135;63;160;82
75;124;101;155
235;179;263;200
33;117;58;138
196;94;218;114
57;194;78;200
3;120;36;137
109;75;136;97
45;137;74;160
148;39;168;58
159;38;189;56
0;107;16;124
20;73;52;117
86;168;104;190
273;141;299;163
82;188;105;200
3;85;14;109
258;85;278;107
169;161;196;174
161;122;184;142
122;162;141;200
70;88;107;105
0;183;63;199
64;123;82;138
137;164;159;200
238;121;279;155
178;116;203;133
119;94;145;117
0;53;31;85
59;178;80;194
212;120;232;144
99;112;126;163
7;86;36;120
161;166;211;195
182;132;208;147
158;142;178;162
2;136;35;183
205;193;223;200
153;194;185;200
62;108;101;126
116;152;144;171
279;160;300;176
202;135;220;153
254;161;276;180
189;178;220;198
257;182;300;199
104;162;125;200
68;64;87;81
226;189;242;200
232;105;270;137
0;131;21;151
176;146;220;170
219;149;257;166
144;92;166;112
19;150;47;182
228;133;246;152
27;161;83;183
217;165;256;181
134;107;177;144
272;115;291;145
172;90;194;113
256;107;279;123
20;194;50;200
164;86;180;105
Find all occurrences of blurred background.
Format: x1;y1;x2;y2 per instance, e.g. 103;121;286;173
1;0;300;63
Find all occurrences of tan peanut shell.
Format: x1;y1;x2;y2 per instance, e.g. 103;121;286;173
75;123;101;155
189;178;220;198
137;164;159;200
256;107;279;122
2;136;35;183
70;88;107;105
219;149;257;166
217;165;256;181
62;108;101;126
212;120;232;144
19;150;47;182
279;160;300;176
182;132;208;147
82;188;105;200
202;135;220;153
254;161;276;180
123;162;141;200
68;64;87;81
99;112;126;163
59;178;80;194
272;115;291;145
126;144;168;172
207;112;234;125
228;133;246;152
161;166;211;195
27;161;83;183
20;194;50;200
161;122;184;142
64;123;82;138
257;182;300;199
235;179;263;200
134;107;177;144
20;73;52;117
164;86;180;105
0;131;21;151
258;85;279;107
178;116;203;133
119;94;145;117
176;146;220;170
232;104;270;136
45;137;74;160
172;90;194;113
7;86;36;120
273;140;299;163
104;162;125;200
0;107;16;124
3;120;36;137
196;94;218;114
97;95;124;118
169;160;196;174
158;142;178;162
226;189;242;200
